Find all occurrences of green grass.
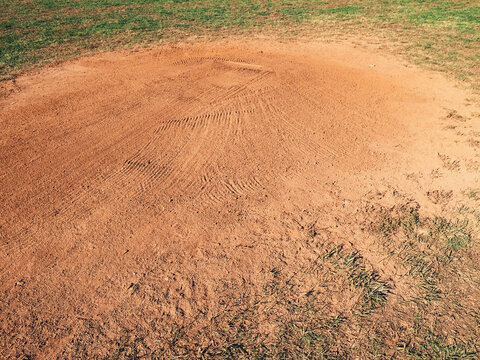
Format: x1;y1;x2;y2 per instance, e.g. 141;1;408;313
1;0;480;87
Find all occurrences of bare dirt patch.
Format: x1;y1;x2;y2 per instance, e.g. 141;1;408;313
1;39;479;358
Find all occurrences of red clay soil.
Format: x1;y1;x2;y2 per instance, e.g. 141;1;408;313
1;40;479;358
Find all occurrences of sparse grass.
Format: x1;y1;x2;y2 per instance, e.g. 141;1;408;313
438;153;461;171
95;201;479;359
427;190;453;205
404;332;478;360
94;227;395;358
2;1;480;358
1;0;480;89
322;245;391;316
465;189;480;201
142;250;359;359
375;204;474;298
373;203;479;359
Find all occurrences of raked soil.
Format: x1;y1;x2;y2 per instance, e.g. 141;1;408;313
1;39;479;358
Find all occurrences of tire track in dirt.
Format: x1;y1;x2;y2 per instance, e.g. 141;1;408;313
0;57;271;275
172;56;257;67
0;83;223;276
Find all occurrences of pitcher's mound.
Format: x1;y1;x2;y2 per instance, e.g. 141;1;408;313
0;40;470;358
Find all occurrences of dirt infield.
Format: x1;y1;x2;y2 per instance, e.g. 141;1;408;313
1;40;479;358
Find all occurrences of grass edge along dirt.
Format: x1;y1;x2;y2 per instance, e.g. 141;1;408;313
0;0;479;90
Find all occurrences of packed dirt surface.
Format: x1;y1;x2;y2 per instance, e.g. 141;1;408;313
1;40;480;358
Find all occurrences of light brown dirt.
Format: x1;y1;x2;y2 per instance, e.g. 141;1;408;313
1;39;479;358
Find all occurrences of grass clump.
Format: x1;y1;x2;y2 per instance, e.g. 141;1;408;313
403;332;478;360
322;245;391;316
